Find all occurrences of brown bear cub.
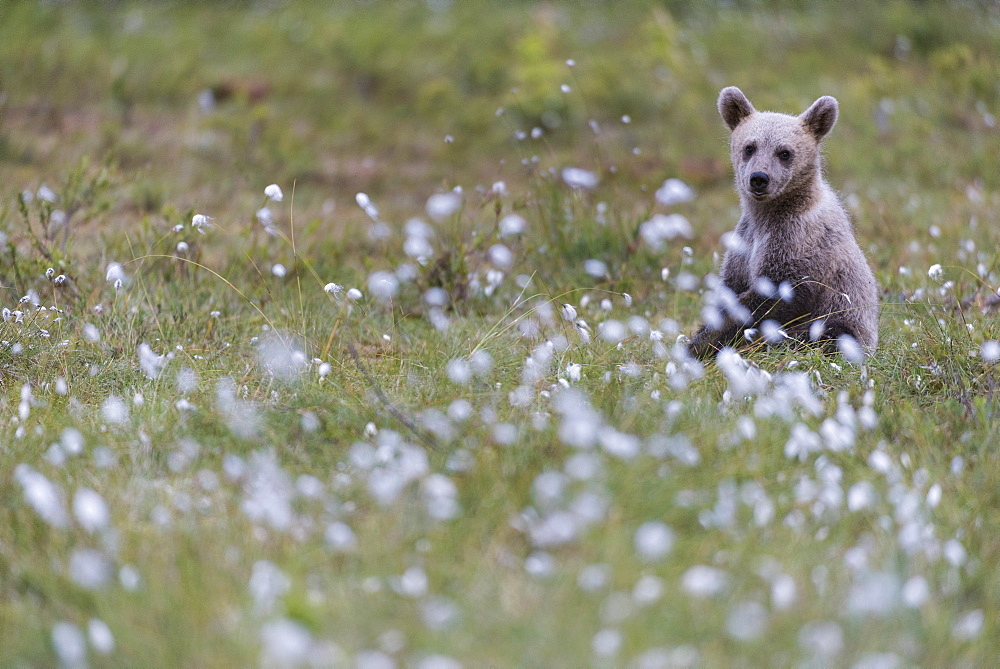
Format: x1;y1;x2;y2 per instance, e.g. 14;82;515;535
689;87;879;359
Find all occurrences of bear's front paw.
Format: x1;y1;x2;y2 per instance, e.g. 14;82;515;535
687;328;719;360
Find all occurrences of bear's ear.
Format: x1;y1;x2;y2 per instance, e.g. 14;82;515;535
801;96;839;141
718;87;755;131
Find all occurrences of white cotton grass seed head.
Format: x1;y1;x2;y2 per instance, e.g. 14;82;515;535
901;576;929;608
397;566;429;598
176;367;197;394
591;628;622;658
51;622;87;667
416;655;462;669
15;464;69;528
771;574;797;610
952;609;984;640
367;271;399;302
798;620;843;658
191;213;212;233
837;334;865;364
598;320;627;344
88;618;116;655
499;213;526;237
640;214;694;251
725;601;769;641
271;263;287;278
655;178;695;206
137;343;166;380
260;618;313;667
355;192;378;219
264;183;283;202
69;548;113;589
488;243;513;268
37;183;58;202
347;287;363;300
105;262;127;284
325;521;358;553
446;358;472;385
423;287;449;307
633;575;665;605
562;167;599;190
426;191;462;221
981;340;1000;362
633;521;675;562
846;571;900;616
681;565;729;598
101;395;129;424
584;259;608;277
119;565;141;591
256;332;308;381
61;428;84;455
73;488;110;533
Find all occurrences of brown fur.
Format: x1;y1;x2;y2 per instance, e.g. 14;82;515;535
689;87;880;358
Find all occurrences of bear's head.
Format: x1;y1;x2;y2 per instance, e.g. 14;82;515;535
718;86;838;206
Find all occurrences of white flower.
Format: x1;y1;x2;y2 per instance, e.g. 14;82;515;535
367;271;399;302
634;521;675;562
499;214;526;237
583;259;608;277
346;288;363;300
562;167;599;190
73;488;111;533
639;214;693;250
88;619;116;654
681;565;729;598
655;178;695;206
426;192;462;221
271;264;286;278
561;304;578;321
106;262;126;283
355;192;379;219
324;282;343;296
927;263;943;280
264;184;283;202
256;207;274;226
37;184;58;203
191;214;213;234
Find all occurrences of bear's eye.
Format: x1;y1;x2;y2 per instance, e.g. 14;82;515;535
743;144;756;158
777;149;792;161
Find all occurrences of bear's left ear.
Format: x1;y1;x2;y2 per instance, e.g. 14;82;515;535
800;96;839;141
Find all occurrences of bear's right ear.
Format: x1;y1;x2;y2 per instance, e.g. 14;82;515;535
718;87;755;131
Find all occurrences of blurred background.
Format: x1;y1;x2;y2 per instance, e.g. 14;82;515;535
2;1;997;232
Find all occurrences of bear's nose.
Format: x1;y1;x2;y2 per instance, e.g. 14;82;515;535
749;172;770;193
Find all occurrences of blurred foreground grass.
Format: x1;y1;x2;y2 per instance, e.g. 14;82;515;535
1;0;1000;666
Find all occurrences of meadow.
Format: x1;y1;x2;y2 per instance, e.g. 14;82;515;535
1;0;999;665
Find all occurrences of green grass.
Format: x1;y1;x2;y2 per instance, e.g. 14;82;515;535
1;0;1000;665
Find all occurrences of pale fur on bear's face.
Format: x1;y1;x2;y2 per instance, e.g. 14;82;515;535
718;87;838;207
